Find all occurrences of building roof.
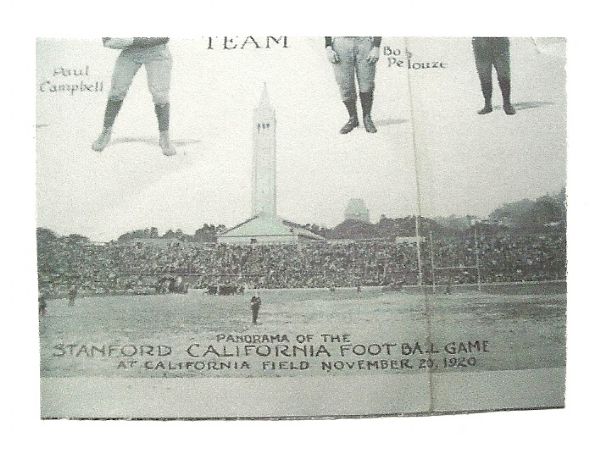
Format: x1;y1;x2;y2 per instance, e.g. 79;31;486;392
219;215;323;240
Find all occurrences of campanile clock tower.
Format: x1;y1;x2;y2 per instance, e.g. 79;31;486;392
252;83;277;217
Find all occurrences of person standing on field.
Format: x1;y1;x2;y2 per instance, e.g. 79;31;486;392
250;293;262;325
68;284;77;306
38;293;48;317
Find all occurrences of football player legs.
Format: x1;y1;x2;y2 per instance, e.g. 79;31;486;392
473;37;515;115
330;37;379;134
354;37;378;132
92;43;177;155
145;45;176;156
92;50;141;151
332;37;360;134
491;38;515;115
473;37;495;114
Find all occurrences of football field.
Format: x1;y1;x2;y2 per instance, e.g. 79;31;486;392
39;282;566;379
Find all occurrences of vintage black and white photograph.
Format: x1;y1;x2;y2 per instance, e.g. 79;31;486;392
92;37;176;156
36;36;566;419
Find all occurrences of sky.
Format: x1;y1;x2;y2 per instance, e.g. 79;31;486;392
36;37;566;241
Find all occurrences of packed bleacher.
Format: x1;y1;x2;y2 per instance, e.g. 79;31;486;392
37;226;566;298
421;230;566;284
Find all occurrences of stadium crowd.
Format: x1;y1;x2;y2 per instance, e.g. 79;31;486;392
37;228;566;298
421;231;566;284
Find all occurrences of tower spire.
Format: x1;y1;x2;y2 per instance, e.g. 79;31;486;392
258;82;271;109
252;83;277;218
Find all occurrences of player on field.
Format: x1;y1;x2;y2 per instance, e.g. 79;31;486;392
92;37;177;156
68;284;77;306
472;37;516;115
250;293;262;325
38;293;47;317
325;36;381;134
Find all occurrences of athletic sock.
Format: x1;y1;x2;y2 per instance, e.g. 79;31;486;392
103;99;123;129
498;78;512;107
154;103;170;132
359;91;374;117
343;99;358;120
481;82;493;108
